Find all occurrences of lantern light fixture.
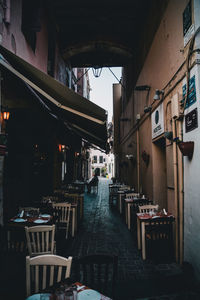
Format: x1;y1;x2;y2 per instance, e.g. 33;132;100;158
1;106;10;121
92;66;102;78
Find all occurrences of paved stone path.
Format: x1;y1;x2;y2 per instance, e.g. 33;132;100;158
59;178;198;299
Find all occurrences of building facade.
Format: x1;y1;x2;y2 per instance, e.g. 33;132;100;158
114;0;200;280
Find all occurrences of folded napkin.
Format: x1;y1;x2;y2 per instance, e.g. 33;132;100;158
19;210;24;218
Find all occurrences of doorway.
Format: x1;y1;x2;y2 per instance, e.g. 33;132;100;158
152;137;167;209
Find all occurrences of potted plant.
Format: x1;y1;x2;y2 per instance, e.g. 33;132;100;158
176;139;194;159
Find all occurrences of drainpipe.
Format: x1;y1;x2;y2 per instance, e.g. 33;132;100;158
177;120;184;264
3;0;10;24
172;118;179;262
136;126;140;192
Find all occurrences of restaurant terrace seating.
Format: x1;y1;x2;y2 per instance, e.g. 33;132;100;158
139;204;159;213
25;225;56;257
52;203;71;239
109;184;122;206
26;254;72;296
19;207;40;216
145;217;175;261
73;254;118;299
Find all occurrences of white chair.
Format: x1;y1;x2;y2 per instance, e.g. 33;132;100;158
25;225;56;257
124;193;139;226
52;203;71;239
26;254;72;296
139;204;159;213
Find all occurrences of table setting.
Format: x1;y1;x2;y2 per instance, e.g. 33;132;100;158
136;209;175;260
25;281;112;300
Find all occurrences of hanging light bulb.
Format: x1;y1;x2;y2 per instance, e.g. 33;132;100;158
92;66;102;78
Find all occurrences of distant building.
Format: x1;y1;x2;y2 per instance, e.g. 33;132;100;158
90;148;114;179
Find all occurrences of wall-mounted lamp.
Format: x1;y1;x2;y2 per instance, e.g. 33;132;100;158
1;106;10;121
153;89;164;101
144;105;152;113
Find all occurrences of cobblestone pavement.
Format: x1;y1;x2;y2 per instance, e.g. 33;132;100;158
57;178;200;299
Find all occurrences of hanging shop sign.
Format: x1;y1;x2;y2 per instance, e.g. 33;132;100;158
182;75;196;109
151;103;164;139
185;108;198;133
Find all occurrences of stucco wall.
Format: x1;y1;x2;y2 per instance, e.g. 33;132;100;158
121;0;188;204
2;0;48;72
183;64;200;279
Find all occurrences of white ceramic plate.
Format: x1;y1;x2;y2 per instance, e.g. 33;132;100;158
33;219;48;224
13;218;27;223
26;293;51;300
40;214;51;218
78;289;101;300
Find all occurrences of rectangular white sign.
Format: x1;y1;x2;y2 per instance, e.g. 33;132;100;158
151;103;164;139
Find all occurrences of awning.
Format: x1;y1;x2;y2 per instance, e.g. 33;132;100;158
0;45;108;149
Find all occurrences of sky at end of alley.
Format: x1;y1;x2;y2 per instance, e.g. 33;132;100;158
88;67;122;123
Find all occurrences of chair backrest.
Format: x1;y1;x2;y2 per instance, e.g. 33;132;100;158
26;254;72;296
109;185;120;195
25;225;55;257
145;217;175;239
139;204;159;213
145;217;175;261
73;254;118;298
125;193;139;200
52;203;71;223
119;185;130;191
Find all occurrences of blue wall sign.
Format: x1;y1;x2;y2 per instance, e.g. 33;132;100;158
182;75;196;109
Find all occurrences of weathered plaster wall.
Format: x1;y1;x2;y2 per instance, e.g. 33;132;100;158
2;0;48;72
183;64;200;280
121;0;188;205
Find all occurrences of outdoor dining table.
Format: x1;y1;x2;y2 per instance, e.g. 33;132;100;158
26;281;112;300
136;211;175;260
7;213;54;251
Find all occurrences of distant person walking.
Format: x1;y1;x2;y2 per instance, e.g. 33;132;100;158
87;173;99;193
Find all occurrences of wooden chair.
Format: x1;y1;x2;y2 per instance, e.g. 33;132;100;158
109;185;121;206
145;217;175;261
118;185;130;191
73;254;118;299
25;225;56;257
124;193;139;226
52;203;71;239
26;254;72;296
139;204;159;213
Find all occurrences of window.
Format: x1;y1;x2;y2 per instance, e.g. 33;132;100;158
21;0;42;52
93;156;97;163
99;156;103;163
